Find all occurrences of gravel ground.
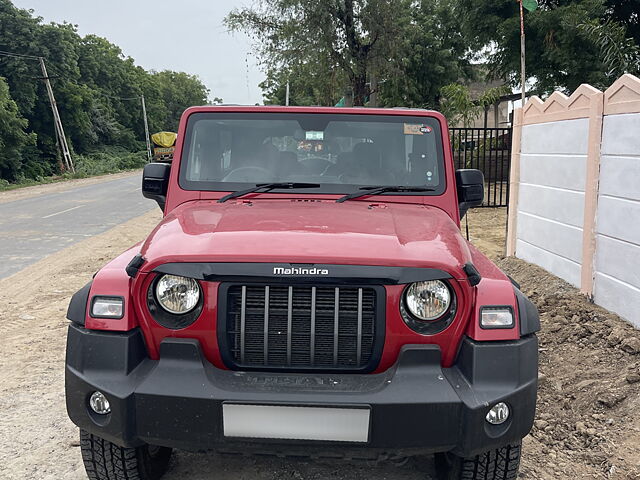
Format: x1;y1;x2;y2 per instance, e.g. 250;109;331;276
0;195;638;479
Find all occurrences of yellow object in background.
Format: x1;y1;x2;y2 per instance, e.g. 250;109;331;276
151;132;177;148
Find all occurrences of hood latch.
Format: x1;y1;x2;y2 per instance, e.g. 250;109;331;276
462;262;482;287
126;254;146;278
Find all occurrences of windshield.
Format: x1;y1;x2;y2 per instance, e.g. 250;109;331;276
179;112;446;195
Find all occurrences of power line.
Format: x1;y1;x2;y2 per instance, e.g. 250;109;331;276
0;50;41;61
0;49;73;172
93;92;152;160
94;91;142;101
0;51;140;103
0;49;151;168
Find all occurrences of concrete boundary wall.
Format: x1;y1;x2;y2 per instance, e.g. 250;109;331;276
507;74;640;328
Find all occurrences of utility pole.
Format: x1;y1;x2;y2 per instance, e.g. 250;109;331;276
39;57;74;173
141;95;152;162
519;0;527;106
285;81;290;106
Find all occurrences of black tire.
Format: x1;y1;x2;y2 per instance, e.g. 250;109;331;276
79;429;172;480
435;442;522;480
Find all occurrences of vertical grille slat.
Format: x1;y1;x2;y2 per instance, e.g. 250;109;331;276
333;288;339;367
310;287;316;366
357;288;363;366
240;286;246;364
263;286;269;366
225;284;380;372
287;286;293;366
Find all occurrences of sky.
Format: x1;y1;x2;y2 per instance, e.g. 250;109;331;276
11;0;266;105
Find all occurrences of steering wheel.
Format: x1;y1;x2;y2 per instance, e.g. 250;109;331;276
222;166;275;183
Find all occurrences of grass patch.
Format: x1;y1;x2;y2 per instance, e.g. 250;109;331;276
0;148;147;192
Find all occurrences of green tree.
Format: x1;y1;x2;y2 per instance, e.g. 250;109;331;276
151;71;210;130
260;58;347;106
604;0;640;46
378;0;473;108
455;0;639;94
578;19;640;81
0;77;37;181
226;0;413;106
439;83;509;127
0;0;213;181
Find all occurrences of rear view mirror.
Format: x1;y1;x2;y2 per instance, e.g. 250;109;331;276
456;169;484;219
142;163;171;211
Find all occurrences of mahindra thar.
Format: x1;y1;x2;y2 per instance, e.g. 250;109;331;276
66;106;539;480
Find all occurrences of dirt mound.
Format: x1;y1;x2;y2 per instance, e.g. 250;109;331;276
498;257;640;479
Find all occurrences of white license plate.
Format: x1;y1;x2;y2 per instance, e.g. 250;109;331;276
222;404;371;443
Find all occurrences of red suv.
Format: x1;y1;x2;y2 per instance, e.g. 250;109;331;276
65;106;539;480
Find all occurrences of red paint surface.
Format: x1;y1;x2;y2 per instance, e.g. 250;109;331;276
86;106;521;370
130;275;474;371
86;245;140;331
138;201;472;277
465;243;521;341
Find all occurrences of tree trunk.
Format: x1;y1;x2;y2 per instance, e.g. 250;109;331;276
352;75;368;106
369;74;378;107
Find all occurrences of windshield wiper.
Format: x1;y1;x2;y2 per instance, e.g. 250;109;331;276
218;182;321;203
336;185;435;203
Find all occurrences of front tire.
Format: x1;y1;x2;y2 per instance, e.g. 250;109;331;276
435;442;522;480
80;429;172;480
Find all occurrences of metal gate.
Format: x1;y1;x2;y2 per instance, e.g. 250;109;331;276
450;127;512;207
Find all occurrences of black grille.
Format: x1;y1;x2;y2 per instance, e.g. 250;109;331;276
220;285;382;372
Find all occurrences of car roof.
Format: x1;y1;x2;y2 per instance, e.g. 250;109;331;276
183;105;443;117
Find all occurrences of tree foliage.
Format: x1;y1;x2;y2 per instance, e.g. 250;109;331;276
226;0;416;106
604;0;640;46
378;0;472;109
456;0;639;94
578;19;640;81
235;0;639;104
439;83;510;127
0;76;37;181
0;0;213;182
228;0;474;109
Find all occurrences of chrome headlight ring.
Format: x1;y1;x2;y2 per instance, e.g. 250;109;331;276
400;280;457;335
147;274;203;330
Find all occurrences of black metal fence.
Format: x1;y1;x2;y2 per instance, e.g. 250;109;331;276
450;127;512;207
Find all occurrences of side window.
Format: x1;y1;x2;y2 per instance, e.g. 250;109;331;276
187;127;201;180
186;123;225;181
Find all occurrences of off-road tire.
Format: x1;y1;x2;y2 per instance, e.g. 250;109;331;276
80;429;172;480
435;442;521;480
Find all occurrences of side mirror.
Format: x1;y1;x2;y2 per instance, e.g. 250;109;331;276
456;169;484;219
142;163;171;210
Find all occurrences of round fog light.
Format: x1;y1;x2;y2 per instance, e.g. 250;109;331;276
486;402;509;425
89;391;111;415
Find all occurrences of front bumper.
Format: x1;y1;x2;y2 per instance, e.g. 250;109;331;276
65;324;537;458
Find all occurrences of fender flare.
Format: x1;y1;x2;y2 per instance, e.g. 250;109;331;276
66;281;93;326
514;287;540;336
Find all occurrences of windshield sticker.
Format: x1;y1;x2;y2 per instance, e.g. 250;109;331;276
305;131;324;141
404;124;432;135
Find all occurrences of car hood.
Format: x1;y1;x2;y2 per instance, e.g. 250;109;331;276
139;199;473;279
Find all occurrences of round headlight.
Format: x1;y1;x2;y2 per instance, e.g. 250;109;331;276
155;274;200;314
404;280;451;321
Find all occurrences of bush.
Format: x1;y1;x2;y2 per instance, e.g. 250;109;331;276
0;147;147;191
73;147;147;176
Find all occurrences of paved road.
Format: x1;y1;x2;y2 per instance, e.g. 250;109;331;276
0;174;155;279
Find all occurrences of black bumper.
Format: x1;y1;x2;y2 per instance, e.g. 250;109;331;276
65;324;537;458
